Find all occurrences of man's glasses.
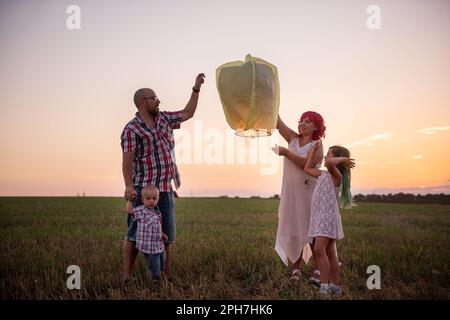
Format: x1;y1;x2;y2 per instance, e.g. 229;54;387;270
143;96;158;101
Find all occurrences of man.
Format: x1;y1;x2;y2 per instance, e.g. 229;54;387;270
121;73;205;283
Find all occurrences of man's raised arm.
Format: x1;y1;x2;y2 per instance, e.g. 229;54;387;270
182;73;205;122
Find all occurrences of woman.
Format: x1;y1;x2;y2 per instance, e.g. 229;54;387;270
274;111;326;281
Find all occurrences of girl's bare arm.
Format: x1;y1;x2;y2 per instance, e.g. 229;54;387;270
324;157;354;187
304;141;323;178
280;141;324;171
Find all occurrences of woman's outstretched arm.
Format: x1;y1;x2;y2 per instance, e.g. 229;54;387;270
278;141;324;170
277;115;298;144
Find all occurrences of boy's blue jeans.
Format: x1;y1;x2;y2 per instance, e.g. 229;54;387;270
144;251;166;281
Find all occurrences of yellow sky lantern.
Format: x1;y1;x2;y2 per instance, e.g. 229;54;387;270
216;54;280;138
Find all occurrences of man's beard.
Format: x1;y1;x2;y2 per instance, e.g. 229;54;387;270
147;107;159;117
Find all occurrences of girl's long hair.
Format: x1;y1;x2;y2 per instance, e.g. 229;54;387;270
329;146;354;209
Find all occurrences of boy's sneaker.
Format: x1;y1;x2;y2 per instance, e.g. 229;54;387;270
152;279;161;290
329;283;343;297
122;278;135;292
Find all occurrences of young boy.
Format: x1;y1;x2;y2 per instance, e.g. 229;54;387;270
126;185;168;286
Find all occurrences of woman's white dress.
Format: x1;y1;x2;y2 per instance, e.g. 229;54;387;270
275;137;320;266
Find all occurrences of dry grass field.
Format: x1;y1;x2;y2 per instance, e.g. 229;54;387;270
1;197;449;299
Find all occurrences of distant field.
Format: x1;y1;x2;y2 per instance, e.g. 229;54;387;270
0;197;449;299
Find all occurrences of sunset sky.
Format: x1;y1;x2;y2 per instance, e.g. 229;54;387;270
1;0;449;197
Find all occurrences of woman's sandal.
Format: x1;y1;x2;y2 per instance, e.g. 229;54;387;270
290;269;301;281
308;269;321;287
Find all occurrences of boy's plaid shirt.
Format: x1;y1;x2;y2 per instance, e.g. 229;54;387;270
121;111;183;192
132;205;164;254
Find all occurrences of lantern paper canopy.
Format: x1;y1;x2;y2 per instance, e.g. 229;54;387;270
216;54;280;137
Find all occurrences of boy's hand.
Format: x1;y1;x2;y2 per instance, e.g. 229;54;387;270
162;233;169;241
126;200;134;214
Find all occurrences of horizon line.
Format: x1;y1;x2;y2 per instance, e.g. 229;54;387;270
1;192;449;198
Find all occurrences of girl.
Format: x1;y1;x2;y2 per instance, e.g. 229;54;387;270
304;141;355;296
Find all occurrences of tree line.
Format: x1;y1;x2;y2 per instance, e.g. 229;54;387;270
352;193;450;205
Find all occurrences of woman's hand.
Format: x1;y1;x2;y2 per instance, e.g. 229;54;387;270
278;146;289;156
271;144;288;156
162;233;169;241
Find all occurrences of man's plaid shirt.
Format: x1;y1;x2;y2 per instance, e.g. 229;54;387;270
132;205;164;254
121;111;183;191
